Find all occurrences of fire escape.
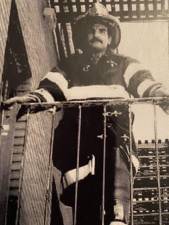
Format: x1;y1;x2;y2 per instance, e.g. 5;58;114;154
0;0;169;225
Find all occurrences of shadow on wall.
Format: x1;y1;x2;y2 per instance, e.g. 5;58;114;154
1;0;32;101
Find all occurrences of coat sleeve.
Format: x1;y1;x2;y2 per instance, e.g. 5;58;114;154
123;58;162;98
32;70;69;102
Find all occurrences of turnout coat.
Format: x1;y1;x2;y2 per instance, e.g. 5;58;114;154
33;51;160;206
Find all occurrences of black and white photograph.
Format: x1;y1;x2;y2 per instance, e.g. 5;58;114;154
0;1;169;225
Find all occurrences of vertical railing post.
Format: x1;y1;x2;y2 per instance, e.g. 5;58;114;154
153;102;162;225
101;104;107;225
44;106;57;225
129;103;134;225
73;104;82;225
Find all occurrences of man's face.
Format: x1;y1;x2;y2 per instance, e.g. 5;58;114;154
86;23;112;53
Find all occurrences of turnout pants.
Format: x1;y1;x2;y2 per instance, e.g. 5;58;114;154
53;105;138;225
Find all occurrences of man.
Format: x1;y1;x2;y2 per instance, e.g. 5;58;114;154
4;2;169;225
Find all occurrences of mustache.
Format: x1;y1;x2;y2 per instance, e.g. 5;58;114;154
90;38;103;43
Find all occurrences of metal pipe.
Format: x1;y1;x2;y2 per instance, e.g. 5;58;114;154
44;106;57;225
101;104;107;225
153;103;162;225
129;103;134;225
19;96;169;108
73;105;82;225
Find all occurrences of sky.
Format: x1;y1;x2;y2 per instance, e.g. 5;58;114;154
132;104;169;141
119;21;169;141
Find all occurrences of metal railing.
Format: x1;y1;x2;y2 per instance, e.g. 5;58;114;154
2;97;169;225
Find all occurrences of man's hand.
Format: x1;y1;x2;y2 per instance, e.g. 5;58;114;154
3;94;40;108
149;86;169;114
150;86;169;97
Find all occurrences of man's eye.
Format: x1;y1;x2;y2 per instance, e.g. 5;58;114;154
100;29;106;33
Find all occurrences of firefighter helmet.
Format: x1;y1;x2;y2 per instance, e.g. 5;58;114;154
72;2;121;51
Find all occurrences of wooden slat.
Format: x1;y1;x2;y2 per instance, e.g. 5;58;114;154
13;146;25;154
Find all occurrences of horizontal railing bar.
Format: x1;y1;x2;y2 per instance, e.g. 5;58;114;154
18;96;169;108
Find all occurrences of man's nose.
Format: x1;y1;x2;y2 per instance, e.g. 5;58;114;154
93;29;100;37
